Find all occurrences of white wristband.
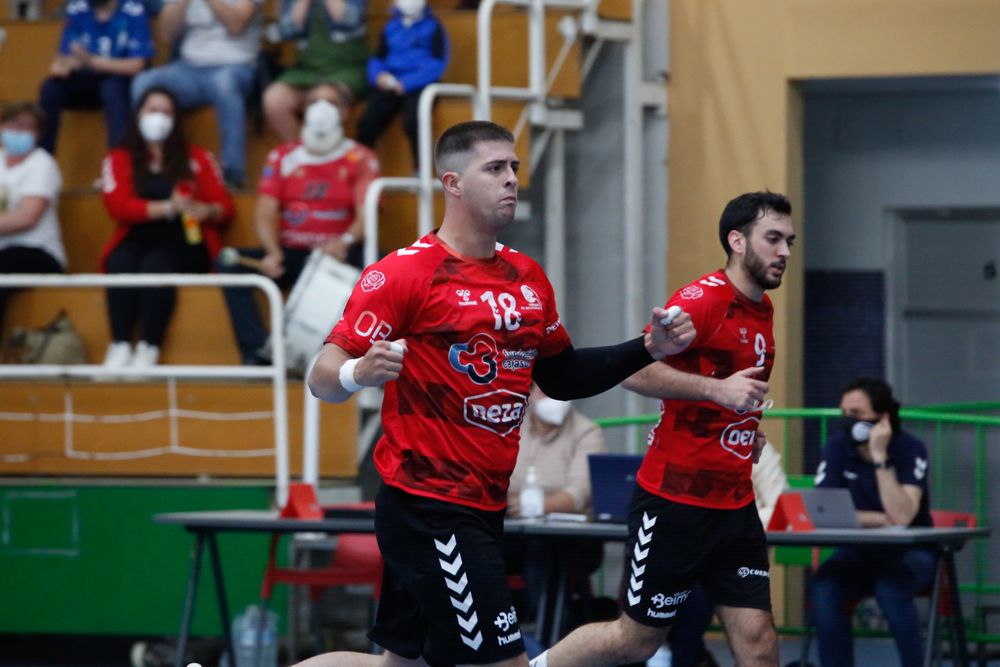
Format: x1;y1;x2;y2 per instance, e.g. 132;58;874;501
338;358;363;393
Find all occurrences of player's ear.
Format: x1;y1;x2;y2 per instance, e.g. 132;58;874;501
727;228;746;256
441;171;462;197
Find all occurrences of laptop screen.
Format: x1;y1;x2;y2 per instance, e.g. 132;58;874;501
799;488;861;529
588;453;644;522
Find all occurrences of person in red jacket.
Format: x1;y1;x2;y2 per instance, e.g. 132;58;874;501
100;86;233;367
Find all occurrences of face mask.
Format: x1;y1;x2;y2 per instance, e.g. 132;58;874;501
138;112;174;144
395;0;425;20
2;129;36;157
533;397;571;426
844;419;874;444
300;99;344;155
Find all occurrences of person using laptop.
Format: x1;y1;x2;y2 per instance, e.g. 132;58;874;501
531;191;793;667
810;378;935;667
504;383;606;634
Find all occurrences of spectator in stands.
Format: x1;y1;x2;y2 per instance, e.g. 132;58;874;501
100;87;233;367
811;378;935;667
0;103;66;326
38;0;153;156
357;0;448;168
130;0;263;188
262;0;369;143
503;383;606;627
664;440;788;667
218;81;379;366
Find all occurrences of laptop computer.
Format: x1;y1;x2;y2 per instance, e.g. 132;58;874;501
799;488;861;529
588;453;644;522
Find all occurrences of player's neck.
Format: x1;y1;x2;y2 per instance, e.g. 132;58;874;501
724;265;764;302
437;216;498;259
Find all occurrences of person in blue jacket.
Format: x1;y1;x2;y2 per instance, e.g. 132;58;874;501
356;0;448;168
38;0;154;154
810;378;936;667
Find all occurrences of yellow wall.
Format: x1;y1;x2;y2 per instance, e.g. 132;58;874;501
668;0;1000;414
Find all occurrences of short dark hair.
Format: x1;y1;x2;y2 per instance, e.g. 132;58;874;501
1;101;45;132
842;378;902;432
306;80;354;111
434;121;515;175
718;191;792;257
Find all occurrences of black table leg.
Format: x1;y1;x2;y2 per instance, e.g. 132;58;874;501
176;530;206;667
548;552;569;648
942;548;969;667
206;532;236;666
923;556;943;667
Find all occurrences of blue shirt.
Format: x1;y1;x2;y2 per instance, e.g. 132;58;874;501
815;429;932;527
59;0;154;60
368;9;448;93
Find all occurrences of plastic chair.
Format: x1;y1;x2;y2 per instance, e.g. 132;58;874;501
257;483;382;662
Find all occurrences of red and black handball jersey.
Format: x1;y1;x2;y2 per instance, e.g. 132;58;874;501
257;140;379;250
327;233;572;510
637;270;776;510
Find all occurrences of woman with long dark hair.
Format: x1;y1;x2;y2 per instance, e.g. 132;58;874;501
100;86;233;367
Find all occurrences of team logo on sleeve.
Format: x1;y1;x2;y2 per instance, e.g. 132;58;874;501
449;333;499;384
360;270;386;293
680;286;704;300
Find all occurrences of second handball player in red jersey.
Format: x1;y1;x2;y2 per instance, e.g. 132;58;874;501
533;192;795;667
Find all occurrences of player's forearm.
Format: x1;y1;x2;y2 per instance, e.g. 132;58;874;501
857;510;889;528
254;198;282;255
532;337;653;401
88;56;145;76
875;474;919;526
307;346;355;403
622;362;716;402
158;1;189;42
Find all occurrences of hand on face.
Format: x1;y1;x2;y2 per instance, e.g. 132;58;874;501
867;414;892;462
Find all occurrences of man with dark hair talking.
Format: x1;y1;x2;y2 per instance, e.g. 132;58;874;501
297;121;695;667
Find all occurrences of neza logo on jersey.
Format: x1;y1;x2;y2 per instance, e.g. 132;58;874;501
720;416;760;460
449;333;499;384
464;390;527;436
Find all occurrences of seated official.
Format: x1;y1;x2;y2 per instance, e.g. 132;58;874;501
810;378;935;667
503;383;606;627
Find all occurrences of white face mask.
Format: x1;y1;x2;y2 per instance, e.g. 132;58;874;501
395;0;425;20
533;397;572;426
139;112;174;144
300;99;344;156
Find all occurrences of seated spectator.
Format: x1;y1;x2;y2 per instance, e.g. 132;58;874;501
0;103;66;326
356;0;448;168
219;82;378;365
100;87;233;367
262;0;369;143
130;0;262;188
38;0;153;156
503;384;606;630
665;440;788;667
810;378;935;667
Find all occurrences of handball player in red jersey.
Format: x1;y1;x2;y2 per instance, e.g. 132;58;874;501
532;192;794;667
298;121;695;667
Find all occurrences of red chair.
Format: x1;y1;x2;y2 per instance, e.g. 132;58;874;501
258;483;382;661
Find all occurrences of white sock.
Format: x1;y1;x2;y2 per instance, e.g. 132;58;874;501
529;651;549;667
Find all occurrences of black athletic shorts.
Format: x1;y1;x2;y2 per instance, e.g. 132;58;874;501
369;483;526;666
621;485;771;627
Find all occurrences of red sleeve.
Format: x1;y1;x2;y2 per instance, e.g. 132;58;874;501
257;147;284;199
191;146;233;226
352;147;381;206
326;258;419;357
535;266;573;358
101;150;152;224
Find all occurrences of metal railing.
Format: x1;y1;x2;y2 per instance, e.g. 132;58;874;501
0;273;292;505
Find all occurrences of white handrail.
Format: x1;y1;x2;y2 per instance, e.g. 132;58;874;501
0;273;291;506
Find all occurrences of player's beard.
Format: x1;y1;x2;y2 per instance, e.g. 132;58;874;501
744;244;784;290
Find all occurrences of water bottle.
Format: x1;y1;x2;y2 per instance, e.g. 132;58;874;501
231;604;278;667
520;465;544;519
